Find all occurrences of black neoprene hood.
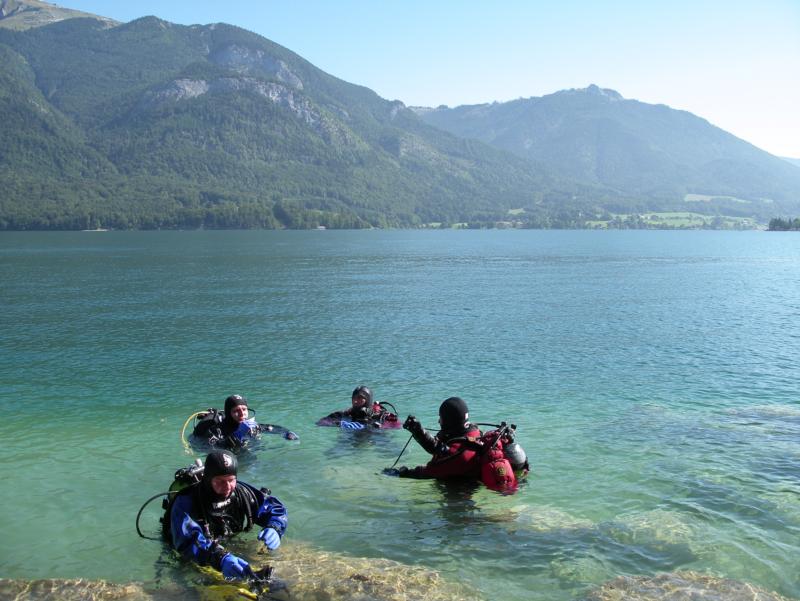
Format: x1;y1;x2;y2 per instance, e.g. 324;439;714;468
224;394;248;420
439;396;469;434
204;450;238;480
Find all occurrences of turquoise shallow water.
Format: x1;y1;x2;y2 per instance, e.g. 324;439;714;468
0;230;799;600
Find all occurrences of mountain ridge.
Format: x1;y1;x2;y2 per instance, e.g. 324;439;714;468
0;0;116;29
1;2;798;230
2;11;596;230
413;84;800;213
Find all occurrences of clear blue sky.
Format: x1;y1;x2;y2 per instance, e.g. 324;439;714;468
62;0;800;157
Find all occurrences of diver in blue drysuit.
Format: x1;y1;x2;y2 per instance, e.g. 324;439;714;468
168;450;288;580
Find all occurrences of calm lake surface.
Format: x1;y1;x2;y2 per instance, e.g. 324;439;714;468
1;230;798;600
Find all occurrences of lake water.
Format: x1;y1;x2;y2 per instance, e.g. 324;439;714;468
1;230;798;600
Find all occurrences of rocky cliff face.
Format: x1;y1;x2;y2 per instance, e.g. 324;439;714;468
137;76;323;129
210;44;304;90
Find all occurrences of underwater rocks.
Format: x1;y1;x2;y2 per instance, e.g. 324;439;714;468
584;571;793;601
0;541;477;601
256;540;478;601
0;578;152;601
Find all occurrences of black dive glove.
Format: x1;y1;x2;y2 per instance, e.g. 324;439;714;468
382;466;410;477
403;415;423;434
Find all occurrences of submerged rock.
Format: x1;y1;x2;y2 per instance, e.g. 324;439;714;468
0;578;153;600
0;540;477;601
584;571;793;601
258;540;478;601
498;503;595;532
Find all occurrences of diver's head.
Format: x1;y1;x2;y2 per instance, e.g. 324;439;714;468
438;397;469;436
224;394;249;423
351;385;373;420
203;450;238;499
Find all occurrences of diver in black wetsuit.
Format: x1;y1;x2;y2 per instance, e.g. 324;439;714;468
316;386;401;430
192;394;298;450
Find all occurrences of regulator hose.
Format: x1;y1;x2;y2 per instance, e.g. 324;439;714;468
135;492;170;541
180;411;206;453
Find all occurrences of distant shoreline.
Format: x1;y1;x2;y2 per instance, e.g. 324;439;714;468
2;225;769;233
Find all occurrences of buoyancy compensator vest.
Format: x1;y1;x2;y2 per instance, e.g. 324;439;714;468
477;423;529;492
135;458;207;542
193;408;225;434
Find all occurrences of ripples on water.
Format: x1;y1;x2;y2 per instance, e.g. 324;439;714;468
0;231;798;601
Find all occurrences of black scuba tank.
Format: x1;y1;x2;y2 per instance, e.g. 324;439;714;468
160;458;204;542
168;458;204;497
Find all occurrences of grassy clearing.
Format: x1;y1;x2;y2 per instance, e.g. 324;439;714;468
590;212;760;229
684;193;751;204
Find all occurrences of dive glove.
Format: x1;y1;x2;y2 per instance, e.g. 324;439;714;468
220;553;252;580
403;415;422;434
382;467;409;477
340;420;366;430
258;527;281;550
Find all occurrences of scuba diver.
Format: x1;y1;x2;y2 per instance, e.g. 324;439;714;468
165;450;288;581
384;396;530;492
190;394;298;450
316;385;401;430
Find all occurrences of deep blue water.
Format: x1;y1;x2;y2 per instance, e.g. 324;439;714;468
0;230;798;600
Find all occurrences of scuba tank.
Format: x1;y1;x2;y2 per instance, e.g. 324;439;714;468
167;458;204;497
504;440;530;474
160;459;205;542
135;458;205;542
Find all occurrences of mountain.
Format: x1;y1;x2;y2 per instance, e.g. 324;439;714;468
414;85;800;221
0;0;117;30
782;157;800;169
0;3;606;230
1;3;796;230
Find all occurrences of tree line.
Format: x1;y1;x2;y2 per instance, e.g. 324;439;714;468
768;217;800;231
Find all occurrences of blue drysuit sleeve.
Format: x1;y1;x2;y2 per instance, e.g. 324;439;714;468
170;494;227;569
252;489;288;537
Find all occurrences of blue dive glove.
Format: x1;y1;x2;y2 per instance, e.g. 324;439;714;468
220;553;252;580
258;527;281;550
340;420;365;430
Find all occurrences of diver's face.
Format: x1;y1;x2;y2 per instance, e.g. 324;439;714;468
211;474;237;498
230;404;248;423
352;395;368;409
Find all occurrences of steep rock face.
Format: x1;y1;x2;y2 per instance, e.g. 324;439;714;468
139;78;211;106
137;77;312;113
210;44;303;89
135;77;331;133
